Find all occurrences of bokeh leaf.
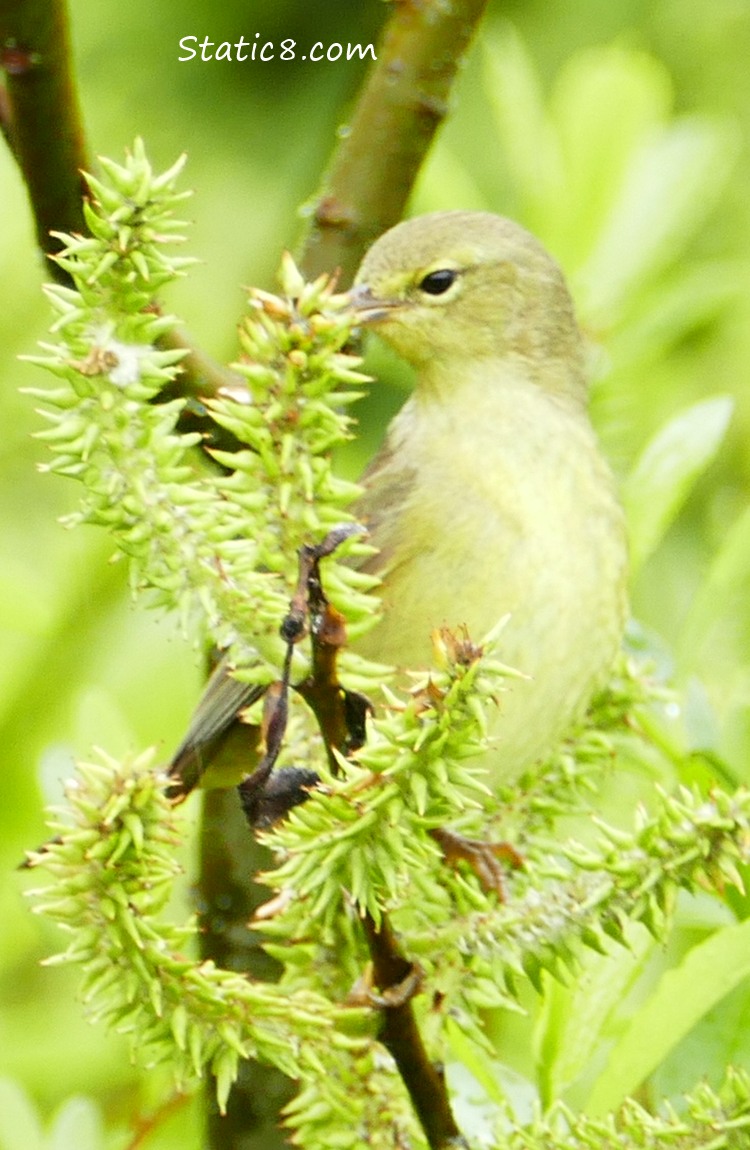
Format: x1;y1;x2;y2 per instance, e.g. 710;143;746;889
482;27;563;229
622;395;733;573
578;118;739;322
586;916;750;1115
534;926;654;1108
680;503;750;669
550;45;672;264
0;1080;43;1150
47;1097;104;1150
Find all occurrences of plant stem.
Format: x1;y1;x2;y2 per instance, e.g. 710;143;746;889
298;0;491;285
362;913;467;1150
200;790;294;1150
294;536;466;1148
0;0;88;279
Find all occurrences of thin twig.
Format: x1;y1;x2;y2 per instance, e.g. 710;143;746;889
296;533;467;1149
362;914;468;1150
122;1092;192;1150
157;325;246;422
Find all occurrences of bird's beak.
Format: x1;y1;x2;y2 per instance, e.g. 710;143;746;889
346;283;403;326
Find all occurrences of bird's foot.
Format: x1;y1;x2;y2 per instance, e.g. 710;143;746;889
346;960;425;1010
239;765;320;829
430;827;523;899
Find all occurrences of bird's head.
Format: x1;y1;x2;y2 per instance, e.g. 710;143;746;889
349;211;585;397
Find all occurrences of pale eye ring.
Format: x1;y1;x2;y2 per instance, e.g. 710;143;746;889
418;268;458;296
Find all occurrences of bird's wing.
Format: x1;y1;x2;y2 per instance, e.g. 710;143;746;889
354;443;419;577
167;659;265;795
168;436;415;794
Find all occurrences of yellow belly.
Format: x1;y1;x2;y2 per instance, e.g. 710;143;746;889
353;382;628;776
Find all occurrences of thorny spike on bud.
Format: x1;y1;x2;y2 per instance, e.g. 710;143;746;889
279;250;307;298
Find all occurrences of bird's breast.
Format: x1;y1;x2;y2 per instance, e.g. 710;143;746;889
353;379;628;775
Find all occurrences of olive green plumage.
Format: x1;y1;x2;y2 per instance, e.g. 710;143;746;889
352;211;627;773
169;211;628;793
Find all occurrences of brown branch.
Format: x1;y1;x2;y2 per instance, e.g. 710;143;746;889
200;790;294;1150
157;325;247;416
0;0;88;281
298;0;491;285
362;914;467;1150
292;525;369;771
122;1092;192;1150
294;532;466;1149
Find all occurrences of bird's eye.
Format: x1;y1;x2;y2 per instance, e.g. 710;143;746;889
418;268;458;296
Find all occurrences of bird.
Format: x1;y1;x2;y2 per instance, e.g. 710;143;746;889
167;210;628;801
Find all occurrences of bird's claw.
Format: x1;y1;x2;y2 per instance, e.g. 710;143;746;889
430;826;523;899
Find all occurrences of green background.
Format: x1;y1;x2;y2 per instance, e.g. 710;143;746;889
2;0;750;1145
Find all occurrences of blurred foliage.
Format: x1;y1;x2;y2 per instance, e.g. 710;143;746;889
3;0;750;1147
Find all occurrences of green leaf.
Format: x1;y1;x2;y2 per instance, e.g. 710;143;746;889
534;926;655;1108
482;27;563;229
585;915;750;1115
578;118;738;320
654;977;750;1101
47;1097;104;1150
0;1080;43;1150
550;45;672;265
445;1016;506;1105
622;396;733;574
679;503;750;669
605;259;745;375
